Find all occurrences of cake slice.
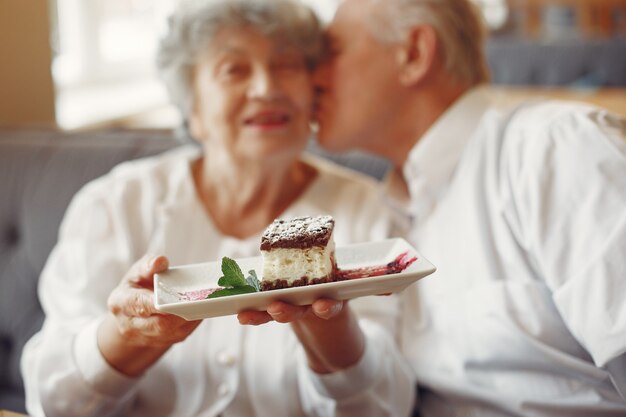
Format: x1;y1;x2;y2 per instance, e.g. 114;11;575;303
260;215;337;291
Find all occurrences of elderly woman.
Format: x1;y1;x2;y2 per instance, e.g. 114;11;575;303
21;1;414;416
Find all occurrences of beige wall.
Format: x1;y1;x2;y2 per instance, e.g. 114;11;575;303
0;0;56;126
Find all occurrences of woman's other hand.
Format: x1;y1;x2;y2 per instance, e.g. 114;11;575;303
98;255;201;376
238;300;365;374
238;299;344;324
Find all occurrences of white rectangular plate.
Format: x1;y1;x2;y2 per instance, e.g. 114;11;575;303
154;238;435;320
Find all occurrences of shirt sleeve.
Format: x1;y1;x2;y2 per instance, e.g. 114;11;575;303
509;105;626;397
296;294;415;416
297;318;415;417
21;181;143;417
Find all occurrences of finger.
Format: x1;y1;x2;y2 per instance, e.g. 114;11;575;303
238;310;274;326
109;287;157;318
139;254;168;277
132;291;158;317
266;301;309;323
151;255;170;273
311;299;344;320
129;254;169;288
125;315;200;345
131;313;197;335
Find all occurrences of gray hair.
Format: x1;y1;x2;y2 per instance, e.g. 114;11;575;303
157;0;323;119
367;0;490;86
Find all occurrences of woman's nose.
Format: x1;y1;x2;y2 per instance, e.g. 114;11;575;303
248;69;281;100
313;61;330;91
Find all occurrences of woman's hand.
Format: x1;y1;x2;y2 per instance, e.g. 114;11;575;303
238;299;365;374
97;255;201;377
238;299;344;324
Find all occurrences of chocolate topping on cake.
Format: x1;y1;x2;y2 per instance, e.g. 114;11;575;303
260;215;334;250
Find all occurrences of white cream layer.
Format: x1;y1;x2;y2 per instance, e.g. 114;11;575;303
262;239;335;283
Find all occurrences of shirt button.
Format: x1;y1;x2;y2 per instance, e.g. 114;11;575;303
217;383;230;397
216;351;237;367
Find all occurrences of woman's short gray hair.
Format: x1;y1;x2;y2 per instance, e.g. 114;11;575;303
157;0;323;118
367;0;490;86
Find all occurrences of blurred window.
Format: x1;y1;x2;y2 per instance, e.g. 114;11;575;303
52;0;176;88
51;0;337;129
52;0;178;129
474;0;511;31
481;0;626;39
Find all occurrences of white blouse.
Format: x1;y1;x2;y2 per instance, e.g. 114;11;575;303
22;146;415;417
398;87;626;416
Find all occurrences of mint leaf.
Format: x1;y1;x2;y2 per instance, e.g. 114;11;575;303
207;285;258;299
206;257;261;299
246;270;260;292
219;257;246;287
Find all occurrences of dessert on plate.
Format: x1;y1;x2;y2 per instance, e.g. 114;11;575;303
260;215;338;291
174;215;421;303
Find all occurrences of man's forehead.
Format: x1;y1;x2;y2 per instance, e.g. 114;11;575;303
329;0;370;33
335;0;369;18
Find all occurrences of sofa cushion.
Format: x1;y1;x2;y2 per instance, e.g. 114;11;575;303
0;129;177;412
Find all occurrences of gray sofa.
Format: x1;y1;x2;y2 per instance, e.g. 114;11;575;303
0;128;390;413
486;38;626;86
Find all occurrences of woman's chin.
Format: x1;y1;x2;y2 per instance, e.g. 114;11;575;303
241;143;305;164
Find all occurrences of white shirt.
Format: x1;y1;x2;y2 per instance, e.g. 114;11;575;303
398;87;626;417
22;146;415;417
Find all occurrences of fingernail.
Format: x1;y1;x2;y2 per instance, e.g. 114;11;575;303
151;256;168;271
329;302;342;316
270;309;284;318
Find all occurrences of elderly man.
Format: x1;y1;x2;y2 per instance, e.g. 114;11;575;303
315;0;626;416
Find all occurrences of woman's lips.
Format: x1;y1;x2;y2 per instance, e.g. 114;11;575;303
244;111;290;128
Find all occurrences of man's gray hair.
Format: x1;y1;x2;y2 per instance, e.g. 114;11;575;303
156;0;323;118
367;0;490;86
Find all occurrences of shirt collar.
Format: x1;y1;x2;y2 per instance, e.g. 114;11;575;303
402;86;492;219
381;168;413;237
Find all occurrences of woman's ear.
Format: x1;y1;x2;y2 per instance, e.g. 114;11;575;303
395;25;438;86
